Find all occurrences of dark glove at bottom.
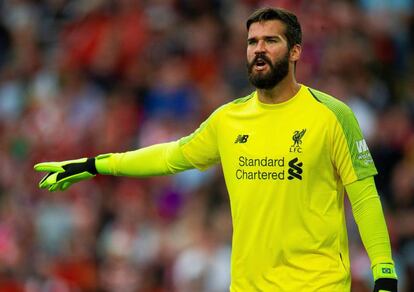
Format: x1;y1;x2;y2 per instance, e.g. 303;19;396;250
374;278;397;292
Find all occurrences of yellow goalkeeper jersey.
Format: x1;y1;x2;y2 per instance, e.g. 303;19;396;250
178;84;377;292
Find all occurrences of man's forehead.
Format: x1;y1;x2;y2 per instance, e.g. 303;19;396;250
247;20;287;38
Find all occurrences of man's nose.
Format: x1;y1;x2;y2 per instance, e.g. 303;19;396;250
254;40;266;54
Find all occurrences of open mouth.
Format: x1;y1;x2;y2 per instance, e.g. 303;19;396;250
254;58;268;70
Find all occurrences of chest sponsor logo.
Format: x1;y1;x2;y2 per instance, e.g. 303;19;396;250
235;134;249;144
290;129;306;153
236;156;303;181
287;157;303;180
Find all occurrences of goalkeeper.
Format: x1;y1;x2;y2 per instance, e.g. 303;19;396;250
35;7;398;292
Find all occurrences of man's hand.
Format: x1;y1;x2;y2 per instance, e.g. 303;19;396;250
34;158;98;191
373;263;398;292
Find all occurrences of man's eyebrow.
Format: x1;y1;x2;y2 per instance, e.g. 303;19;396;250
247;35;283;41
265;35;282;40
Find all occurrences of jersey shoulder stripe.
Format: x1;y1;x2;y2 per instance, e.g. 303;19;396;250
308;87;352;117
308;87;377;180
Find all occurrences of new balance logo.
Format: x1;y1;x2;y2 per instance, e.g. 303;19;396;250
356;139;369;153
235;134;249;144
288;157;303;180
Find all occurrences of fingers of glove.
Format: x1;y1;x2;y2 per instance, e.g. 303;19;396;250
47;181;71;192
39;172;53;185
59;172;94;185
39;170;94;191
34;162;64;173
61;182;73;191
39;172;59;189
48;183;61;192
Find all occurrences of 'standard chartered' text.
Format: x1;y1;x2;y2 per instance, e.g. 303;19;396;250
236;156;285;180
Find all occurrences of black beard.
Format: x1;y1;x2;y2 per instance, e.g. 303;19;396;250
247;52;290;89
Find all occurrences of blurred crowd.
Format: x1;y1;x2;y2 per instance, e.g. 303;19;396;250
0;0;413;291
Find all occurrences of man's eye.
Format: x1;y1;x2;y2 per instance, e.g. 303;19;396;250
247;40;257;45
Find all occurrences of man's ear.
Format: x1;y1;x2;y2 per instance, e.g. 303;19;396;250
290;44;302;62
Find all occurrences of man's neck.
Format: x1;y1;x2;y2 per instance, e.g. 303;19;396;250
256;77;301;104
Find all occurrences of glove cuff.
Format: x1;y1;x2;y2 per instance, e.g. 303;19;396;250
372;263;398;281
94;153;116;175
86;157;98;175
374;278;398;292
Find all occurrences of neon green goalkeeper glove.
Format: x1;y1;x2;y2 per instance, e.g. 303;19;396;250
373;263;398;292
34;158;98;191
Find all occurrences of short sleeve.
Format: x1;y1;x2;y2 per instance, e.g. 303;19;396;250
308;88;377;185
330;103;377;185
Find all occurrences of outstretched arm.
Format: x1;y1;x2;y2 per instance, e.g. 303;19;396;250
95;141;194;176
34;141;195;191
35;104;222;191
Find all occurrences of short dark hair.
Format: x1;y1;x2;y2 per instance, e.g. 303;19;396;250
246;7;302;50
